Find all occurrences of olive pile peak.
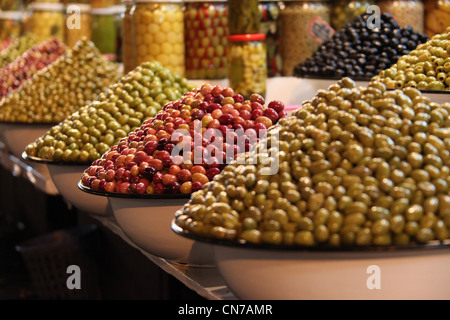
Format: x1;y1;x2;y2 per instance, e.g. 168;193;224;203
25;61;193;163
373;27;450;91
175;78;450;247
294;13;428;80
0;34;39;69
0;38;120;124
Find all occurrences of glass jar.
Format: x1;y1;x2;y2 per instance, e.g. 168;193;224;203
280;0;331;76
29;2;65;42
133;0;185;76
227;34;267;99
0;10;23;42
379;0;424;32
91;6;118;60
112;3;126;63
259;1;281;77
122;0;136;74
228;0;260;35
424;0;450;37
331;0;375;31
0;0;21;10
65;3;92;47
184;0;228;79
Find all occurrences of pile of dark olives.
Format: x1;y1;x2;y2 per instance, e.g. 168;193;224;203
25;61;193;163
175;77;450;247
0;38;120;124
294;13;429;80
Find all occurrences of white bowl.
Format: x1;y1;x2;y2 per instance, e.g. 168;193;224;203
109;196;214;266
47;163;111;216
0;123;54;159
212;243;450;300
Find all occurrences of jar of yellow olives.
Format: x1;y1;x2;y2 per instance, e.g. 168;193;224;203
29;2;65;42
184;0;228;79
65;3;92;47
0;10;23;42
227;33;267;99
424;0;450;37
331;0;375;31
378;0;424;32
122;0;136;74
279;0;332;76
133;0;185;76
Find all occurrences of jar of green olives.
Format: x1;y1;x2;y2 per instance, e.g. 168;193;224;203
91;5;118;60
133;0;185;76
279;0;332;76
65;3;92;47
29;2;65;42
184;0;228;79
378;0;425;32
122;0;136;74
259;1;282;77
424;0;450;37
0;10;23;42
228;0;260;35
227;33;267;99
331;0;375;31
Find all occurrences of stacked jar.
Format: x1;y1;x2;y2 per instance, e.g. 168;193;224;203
259;1;282;77
0;10;24;42
378;0;424;32
122;0;136;74
279;0;332;76
65;3;92;47
29;2;65;42
132;0;185;76
91;2;118;60
424;0;450;37
227;0;267;99
184;0;228;79
331;0;375;31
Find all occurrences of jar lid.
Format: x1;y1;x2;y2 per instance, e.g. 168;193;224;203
0;10;24;20
228;34;266;42
111;4;126;13
184;0;226;3
29;2;65;11
66;3;92;13
134;0;182;3
90;6;118;14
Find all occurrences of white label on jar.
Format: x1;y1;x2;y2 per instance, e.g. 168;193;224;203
308;16;335;45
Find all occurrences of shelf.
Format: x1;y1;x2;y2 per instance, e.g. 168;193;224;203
88;212;237;300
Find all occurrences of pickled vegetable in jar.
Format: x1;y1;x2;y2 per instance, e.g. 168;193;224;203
29;2;65;42
184;0;228;79
65;3;92;47
227;34;267;99
228;0;260;35
379;0;424;32
280;0;332;76
331;0;375;31
122;0;136;74
0;11;23;42
424;0;450;37
0;0;20;10
112;3;126;63
133;0;185;76
91;6;118;60
259;1;281;77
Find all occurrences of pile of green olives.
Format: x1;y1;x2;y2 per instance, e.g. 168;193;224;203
175;77;450;247
0;38;120;124
0;33;38;69
25;60;193;163
373;27;450;91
